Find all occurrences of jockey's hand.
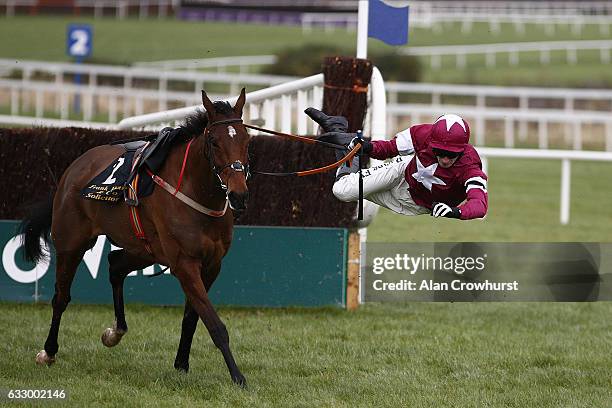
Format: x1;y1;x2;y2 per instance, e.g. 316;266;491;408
431;202;461;219
319;132;374;153
348;136;373;154
304;108;349;133
318;131;356;147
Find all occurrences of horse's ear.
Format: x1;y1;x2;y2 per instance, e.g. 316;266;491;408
201;90;215;118
233;88;246;117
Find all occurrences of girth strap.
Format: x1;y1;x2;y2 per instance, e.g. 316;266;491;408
127;168;153;255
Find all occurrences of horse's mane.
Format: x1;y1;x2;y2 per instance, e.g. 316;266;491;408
180;101;234;137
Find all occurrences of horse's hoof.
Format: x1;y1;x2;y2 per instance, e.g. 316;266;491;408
35;350;55;366
174;362;189;373
232;373;247;388
101;327;125;347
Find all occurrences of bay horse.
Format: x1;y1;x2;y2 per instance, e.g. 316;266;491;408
20;89;250;386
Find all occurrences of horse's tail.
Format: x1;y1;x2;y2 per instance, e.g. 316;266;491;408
19;195;54;264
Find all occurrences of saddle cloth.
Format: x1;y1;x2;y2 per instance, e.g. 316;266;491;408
80;127;188;204
80;148;154;203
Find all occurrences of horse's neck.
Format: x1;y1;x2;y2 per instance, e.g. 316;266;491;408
183;135;226;208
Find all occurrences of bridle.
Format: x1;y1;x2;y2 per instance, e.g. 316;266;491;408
154;119;363;220
204;118;250;191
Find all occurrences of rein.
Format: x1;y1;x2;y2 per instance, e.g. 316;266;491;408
243;124;362;177
244;122;365;220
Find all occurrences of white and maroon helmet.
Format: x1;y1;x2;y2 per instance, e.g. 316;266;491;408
430;114;470;153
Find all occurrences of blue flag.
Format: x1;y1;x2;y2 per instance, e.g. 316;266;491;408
368;0;409;46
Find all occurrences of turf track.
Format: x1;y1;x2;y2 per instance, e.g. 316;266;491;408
1;302;610;407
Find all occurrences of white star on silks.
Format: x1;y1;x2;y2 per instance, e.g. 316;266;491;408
436;114;466;132
412;156;446;191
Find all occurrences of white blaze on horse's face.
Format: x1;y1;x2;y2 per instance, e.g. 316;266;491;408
227;125;236;139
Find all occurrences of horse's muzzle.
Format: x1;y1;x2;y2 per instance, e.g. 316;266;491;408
228;191;249;212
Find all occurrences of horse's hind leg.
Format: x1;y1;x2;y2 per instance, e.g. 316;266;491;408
102;249;152;347
36;248;86;365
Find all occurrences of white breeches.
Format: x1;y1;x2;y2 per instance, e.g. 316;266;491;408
332;156;430;216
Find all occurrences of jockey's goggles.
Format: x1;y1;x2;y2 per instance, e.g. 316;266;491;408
432;148;461;159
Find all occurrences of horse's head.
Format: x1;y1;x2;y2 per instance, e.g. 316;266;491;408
202;88;251;212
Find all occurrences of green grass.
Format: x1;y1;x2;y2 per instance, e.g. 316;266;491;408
0;302;610;407
1;16;611;87
367;159;612;242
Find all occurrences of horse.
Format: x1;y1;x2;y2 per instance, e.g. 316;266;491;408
20;89;251;386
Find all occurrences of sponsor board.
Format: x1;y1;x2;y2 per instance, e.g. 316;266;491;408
0;221;348;307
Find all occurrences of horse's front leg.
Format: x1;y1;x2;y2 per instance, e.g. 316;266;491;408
174;261;222;372
102;249;152;347
174;256;246;387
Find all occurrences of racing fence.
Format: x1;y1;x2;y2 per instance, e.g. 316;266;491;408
3;59;612;151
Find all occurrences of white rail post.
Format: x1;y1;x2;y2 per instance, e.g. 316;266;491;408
263;99;275;130
538;118;548;149
280;94;291;133
159;75;168;111
519;95;528;141
60;91;69;120
35;90;43;118
475;116;485;146
10;88;19;115
109;95;117;123
504;117;514;147
296;90;308;134
606;121;612;152
573;121;582;150
560;158;571;225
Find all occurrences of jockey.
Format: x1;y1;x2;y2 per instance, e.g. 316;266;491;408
305;108;488;220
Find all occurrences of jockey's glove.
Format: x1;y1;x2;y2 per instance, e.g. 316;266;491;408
431;202;461;219
304;107;349;133
319;132;373;154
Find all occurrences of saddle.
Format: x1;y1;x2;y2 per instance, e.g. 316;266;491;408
112;127;185;206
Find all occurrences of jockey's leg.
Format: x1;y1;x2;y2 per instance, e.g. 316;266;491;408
333;156;429;216
333;156;409;202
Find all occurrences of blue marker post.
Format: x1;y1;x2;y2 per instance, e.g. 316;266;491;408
66;24;92;117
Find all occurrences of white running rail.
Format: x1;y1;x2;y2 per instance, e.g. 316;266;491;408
399;40;612;69
117;72;325;132
477;147;612;225
388;104;612;151
133;55;278;73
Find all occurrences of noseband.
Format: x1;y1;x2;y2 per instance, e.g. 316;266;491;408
205;118;250;191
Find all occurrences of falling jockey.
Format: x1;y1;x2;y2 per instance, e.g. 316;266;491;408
304;108;488;220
